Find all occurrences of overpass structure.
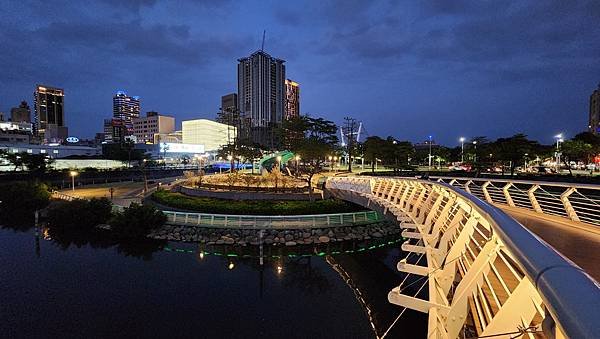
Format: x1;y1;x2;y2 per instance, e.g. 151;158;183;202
326;176;600;339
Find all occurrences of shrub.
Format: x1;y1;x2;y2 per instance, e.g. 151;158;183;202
110;203;167;239
46;198;113;230
0;182;50;215
151;190;365;215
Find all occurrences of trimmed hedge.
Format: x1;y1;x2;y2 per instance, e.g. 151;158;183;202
110;203;167;239
152;190;365;215
46;198;113;230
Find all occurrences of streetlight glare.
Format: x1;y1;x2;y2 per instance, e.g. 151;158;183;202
70;171;78;177
459;137;466;142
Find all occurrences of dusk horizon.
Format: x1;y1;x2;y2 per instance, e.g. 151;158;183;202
1;0;600;144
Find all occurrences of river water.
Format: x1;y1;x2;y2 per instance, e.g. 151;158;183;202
0;225;426;338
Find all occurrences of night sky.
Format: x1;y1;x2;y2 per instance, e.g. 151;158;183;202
1;0;599;145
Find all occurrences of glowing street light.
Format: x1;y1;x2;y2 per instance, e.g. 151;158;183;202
428;135;433;171
472;141;478;163
228;261;235;270
555;133;564;172
69;171;78;191
459;137;466;163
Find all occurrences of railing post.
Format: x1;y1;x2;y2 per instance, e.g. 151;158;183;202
184;214;189;224
464;180;472;194
503;183;515;206
560;187;580;222
482;181;493;203
528;185;543;213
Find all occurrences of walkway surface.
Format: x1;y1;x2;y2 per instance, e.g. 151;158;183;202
60;177;181;207
500;205;600;282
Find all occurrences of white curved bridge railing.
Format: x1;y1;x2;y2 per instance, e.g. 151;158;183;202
431;176;600;226
326;176;600;339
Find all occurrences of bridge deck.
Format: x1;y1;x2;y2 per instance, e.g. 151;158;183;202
500;205;600;282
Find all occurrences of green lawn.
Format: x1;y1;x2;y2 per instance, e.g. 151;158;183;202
151;190;366;215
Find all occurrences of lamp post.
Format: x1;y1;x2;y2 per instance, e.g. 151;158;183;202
227;154;233;172
472;141;478;163
295;155;300;174
333;156;338;172
329;156;333;172
428;135;433;171
459;137;466;163
70;171;78;191
555;134;563;173
276;155;282;171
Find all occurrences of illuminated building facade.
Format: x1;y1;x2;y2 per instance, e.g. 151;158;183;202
284;79;300;120
238;50;285;148
10;101;31;123
113;90;140;132
133;111;175;144
34;85;67;143
182;119;235;152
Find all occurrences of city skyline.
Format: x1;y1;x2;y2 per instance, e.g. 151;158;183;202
1;1;599;145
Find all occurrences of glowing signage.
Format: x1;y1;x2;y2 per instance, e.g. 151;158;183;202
160;143;205;154
66;137;79;143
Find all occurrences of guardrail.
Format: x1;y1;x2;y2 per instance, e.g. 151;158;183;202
51;191;78;201
162;210;381;230
429;176;600;226
326;176;600;339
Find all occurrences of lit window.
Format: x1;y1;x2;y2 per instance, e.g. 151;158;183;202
40;150;46;154
27;149;33;153
53;150;59;154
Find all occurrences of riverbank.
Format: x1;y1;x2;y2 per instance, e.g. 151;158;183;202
148;221;401;246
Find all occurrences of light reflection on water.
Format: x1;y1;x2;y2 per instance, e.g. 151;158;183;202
0;225;426;339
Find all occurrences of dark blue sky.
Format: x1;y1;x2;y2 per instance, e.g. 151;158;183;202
1;0;599;145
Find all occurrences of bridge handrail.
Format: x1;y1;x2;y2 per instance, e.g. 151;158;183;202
326;176;600;338
161;209;381;229
430;175;600;190
436;181;600;339
427;176;600;226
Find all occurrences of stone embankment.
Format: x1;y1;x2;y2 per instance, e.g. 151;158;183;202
148;221;400;246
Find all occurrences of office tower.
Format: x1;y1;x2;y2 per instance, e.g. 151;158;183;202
221;93;238;113
589;84;600;135
182;119;236;152
103;119;128;143
113;90;140;132
284;79;300;120
11;101;31;123
34;85;67;142
237;50;286;148
133;111;175;144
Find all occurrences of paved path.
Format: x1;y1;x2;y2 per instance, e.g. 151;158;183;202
500;205;600;282
60;177;182;207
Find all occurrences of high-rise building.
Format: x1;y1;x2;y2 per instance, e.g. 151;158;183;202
34;85;67;143
103;119;128;143
10;101;31;123
133;111;175;144
113;90;140;132
182;119;236;152
284;79;300;120
221;93;238;113
589;84;600;135
238;50;286;148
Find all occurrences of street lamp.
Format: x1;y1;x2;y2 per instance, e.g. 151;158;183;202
555;134;563;172
295;155;300;174
70;171;78;191
276;155;282;171
329;156;333;172
428;135;433;171
333;156;338;172
472;141;478;163
459;137;466;163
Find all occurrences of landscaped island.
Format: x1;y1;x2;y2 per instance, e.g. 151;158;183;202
151;189;365;215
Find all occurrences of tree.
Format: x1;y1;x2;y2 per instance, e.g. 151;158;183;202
21;153;54;177
492;134;540;175
561;140;592;176
0;149;25;171
282;116;338;198
363;136;386;173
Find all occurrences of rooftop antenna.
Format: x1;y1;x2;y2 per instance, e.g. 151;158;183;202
261;30;266;51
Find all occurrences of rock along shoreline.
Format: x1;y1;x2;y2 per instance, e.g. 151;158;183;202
148;221;401;247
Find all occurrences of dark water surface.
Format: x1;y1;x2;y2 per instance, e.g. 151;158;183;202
0;226;426;339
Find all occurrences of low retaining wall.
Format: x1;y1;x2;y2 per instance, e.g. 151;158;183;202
177;186;320;201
